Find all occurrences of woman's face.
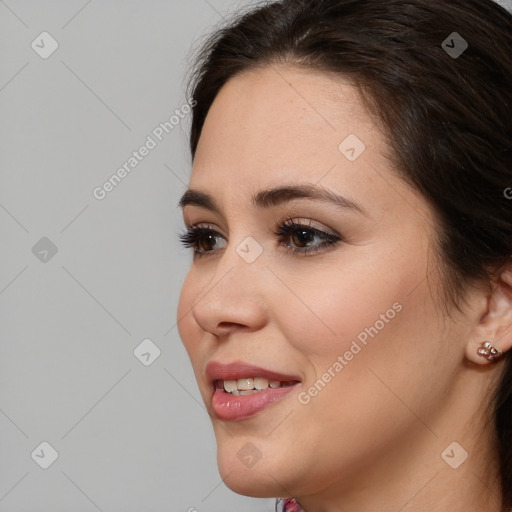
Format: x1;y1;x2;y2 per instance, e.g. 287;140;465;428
176;66;474;500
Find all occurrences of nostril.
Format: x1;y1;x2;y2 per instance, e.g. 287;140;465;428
217;321;243;329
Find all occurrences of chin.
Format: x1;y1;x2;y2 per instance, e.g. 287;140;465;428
214;435;303;499
220;471;276;499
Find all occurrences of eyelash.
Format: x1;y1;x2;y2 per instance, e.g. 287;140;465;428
178;218;343;258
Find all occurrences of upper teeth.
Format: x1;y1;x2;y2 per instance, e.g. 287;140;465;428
222;377;286;394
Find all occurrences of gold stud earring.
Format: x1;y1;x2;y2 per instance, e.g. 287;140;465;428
477;341;503;362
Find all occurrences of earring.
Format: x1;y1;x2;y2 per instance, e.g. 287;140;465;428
477;341;503;361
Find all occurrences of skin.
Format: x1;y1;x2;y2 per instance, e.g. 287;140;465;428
176;65;512;512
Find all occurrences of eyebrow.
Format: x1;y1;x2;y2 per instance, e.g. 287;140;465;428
178;184;368;216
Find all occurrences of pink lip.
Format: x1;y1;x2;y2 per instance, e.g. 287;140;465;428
212;385;300;421
205;360;302;421
206;360;301;383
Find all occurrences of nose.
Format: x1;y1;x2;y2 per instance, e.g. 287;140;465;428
191;248;269;338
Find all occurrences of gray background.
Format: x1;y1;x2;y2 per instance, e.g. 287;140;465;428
0;0;275;510
2;0;511;511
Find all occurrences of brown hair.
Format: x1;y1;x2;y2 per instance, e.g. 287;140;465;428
186;0;512;506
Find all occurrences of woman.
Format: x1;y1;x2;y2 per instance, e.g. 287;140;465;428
176;0;512;510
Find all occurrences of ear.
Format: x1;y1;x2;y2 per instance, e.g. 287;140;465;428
465;261;512;365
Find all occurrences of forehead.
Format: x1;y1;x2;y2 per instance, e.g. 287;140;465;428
190;65;384;192
185;65;437;261
194;66;378;171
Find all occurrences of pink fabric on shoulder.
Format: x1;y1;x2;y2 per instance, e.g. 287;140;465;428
277;498;512;510
281;498;303;511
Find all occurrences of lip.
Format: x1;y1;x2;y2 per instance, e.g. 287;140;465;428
206;360;302;421
206;360;302;383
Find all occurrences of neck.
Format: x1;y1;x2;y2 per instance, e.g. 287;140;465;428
296;366;503;512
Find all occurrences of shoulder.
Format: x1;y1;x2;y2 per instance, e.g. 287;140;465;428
280;498;303;512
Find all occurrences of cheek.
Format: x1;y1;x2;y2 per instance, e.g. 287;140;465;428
271;245;445;423
278;255;445;437
271;253;414;359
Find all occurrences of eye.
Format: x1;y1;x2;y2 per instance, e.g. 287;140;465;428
178;225;227;256
178;219;343;257
275;218;343;256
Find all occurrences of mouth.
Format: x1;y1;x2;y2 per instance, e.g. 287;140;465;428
215;377;298;395
206;361;302;421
